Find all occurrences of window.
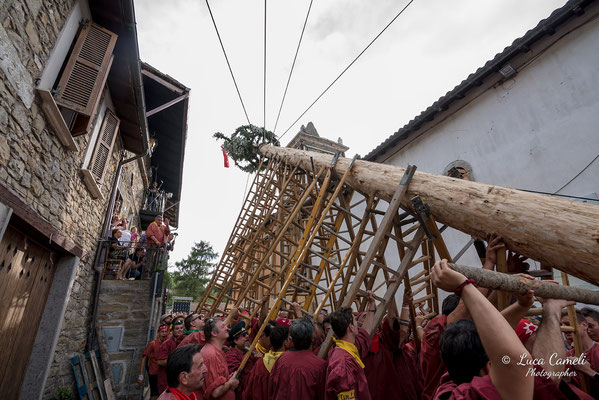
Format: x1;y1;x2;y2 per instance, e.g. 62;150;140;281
443;160;474;181
80;109;120;198
37;19;117;150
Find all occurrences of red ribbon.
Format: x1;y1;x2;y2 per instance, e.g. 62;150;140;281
221;146;230;168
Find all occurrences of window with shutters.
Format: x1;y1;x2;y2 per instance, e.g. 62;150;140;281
37;20;117;151
80;109;120;199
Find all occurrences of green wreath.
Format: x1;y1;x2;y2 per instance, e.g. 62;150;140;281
214;125;280;173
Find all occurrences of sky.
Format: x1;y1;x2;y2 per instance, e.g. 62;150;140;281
133;0;566;266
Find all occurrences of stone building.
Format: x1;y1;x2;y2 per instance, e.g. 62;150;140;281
0;0;188;398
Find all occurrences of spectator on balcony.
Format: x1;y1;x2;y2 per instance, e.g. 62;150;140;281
108;229;128;261
148;182;159;211
167;233;177;251
130;226;139;242
122;247;145;280
147;215;171;248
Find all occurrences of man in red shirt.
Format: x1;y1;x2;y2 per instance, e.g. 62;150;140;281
431;259;535;400
243;324;288;400
147;215;170;247
157;344;207;400
269;317;327;400
140;325;170;399
157;319;187;393
225;322;256;399
199;318;239;400
178;313;207;349
325;292;376;400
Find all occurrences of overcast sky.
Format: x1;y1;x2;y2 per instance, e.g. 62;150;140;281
134;0;566;265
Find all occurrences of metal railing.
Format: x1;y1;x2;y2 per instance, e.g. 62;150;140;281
143;189;166;213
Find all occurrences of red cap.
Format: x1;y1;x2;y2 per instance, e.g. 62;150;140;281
158;324;169;332
515;318;538;343
276;318;292;327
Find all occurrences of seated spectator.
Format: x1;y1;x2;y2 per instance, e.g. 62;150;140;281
108;229;128;263
121;247;145;280
157;344;207;400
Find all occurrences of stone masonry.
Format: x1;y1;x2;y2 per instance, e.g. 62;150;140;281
97;280;153;399
0;1;148;398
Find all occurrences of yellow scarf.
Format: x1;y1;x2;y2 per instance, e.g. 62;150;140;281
256;343;269;355
332;337;365;369
263;350;284;373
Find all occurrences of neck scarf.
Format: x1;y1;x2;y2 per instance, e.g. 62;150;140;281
184;329;201;335
332;337;365;368
256;343;269;355
263;350;284;373
167;387;197;400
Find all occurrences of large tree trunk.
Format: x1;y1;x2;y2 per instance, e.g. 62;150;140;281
260;145;599;286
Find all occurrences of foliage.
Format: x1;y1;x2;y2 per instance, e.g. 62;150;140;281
214;125;280;173
54;387;72;400
169;241;218;301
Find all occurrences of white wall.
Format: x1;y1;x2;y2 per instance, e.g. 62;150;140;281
380;18;599;294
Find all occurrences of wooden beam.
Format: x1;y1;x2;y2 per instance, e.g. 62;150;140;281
260;146;599;286
146;93;189;117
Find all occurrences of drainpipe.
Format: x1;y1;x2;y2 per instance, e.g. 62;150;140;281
86;150;149;351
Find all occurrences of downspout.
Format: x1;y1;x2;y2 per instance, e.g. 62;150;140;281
86;0;150;351
86;150;149;351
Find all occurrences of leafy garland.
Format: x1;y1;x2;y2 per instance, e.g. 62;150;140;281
214;125;280;173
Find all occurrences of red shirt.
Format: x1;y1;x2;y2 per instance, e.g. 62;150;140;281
143;339;164;375
157;334;186;393
326;328;372;400
269;350;327;400
434;369;594;400
242;358;270;400
225;347;256;399
147;221;170;246
178;331;206;348
199;343;235;400
421;315;448;400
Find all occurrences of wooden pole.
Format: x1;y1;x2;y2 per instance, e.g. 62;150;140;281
449;264;599;305
260;145;599;286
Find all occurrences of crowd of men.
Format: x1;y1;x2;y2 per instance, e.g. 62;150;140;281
139;236;599;399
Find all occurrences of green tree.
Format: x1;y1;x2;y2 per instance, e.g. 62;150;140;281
214;125;279;173
169;241;217;301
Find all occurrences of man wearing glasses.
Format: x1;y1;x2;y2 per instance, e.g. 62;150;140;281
225;321;256;399
178;314;207;349
198;318;239;399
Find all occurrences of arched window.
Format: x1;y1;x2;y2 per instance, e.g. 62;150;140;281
443;160;474;181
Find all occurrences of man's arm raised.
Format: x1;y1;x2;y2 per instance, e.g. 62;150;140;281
432;259;533;400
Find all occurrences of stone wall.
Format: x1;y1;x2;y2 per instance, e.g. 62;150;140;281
0;1;148;398
97;280;154;399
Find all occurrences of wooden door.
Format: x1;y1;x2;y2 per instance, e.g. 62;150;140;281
0;226;57;395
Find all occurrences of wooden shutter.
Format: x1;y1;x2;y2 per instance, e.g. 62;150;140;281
55;22;117;116
89;110;120;182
